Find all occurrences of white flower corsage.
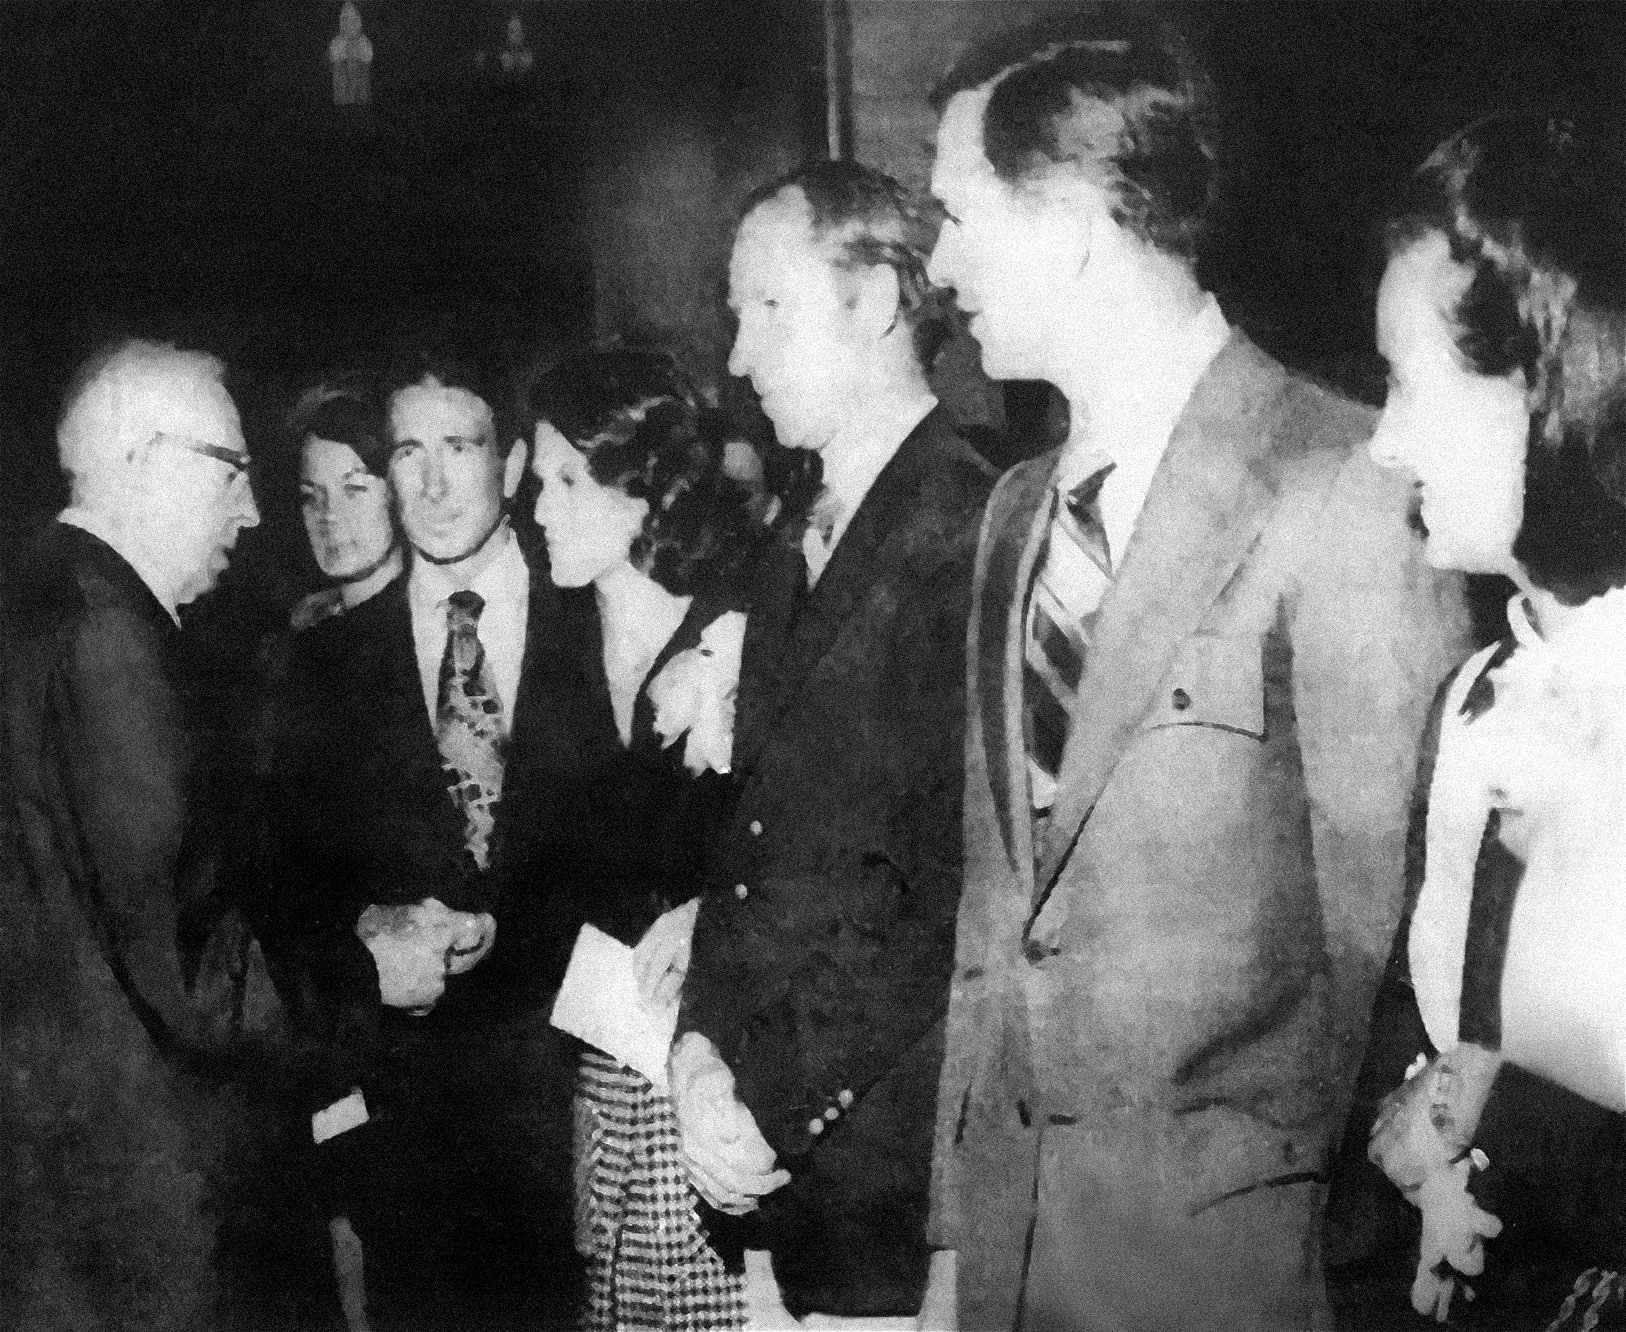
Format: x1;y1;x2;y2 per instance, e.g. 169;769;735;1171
646;610;746;776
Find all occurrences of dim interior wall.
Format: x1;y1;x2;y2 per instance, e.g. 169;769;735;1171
580;4;823;399
847;0;1098;192
844;1;1096;450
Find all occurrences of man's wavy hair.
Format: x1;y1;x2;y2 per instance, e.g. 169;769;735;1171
520;349;773;606
932;17;1219;265
742;159;960;370
1389;112;1626;604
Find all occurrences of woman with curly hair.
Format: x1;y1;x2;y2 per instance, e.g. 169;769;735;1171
523;348;785;1330
1351;112;1626;1331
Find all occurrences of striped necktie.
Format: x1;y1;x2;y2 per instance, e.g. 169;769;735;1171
436;590;506;869
1025;458;1115;816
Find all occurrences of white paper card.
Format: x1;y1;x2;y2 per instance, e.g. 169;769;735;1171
550;924;678;1091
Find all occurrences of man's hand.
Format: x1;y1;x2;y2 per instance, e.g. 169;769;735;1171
356;899;496;1013
916;1249;958;1331
669;1033;791;1214
633;897;701;1006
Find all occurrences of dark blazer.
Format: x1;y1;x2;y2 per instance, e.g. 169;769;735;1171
2;522;272;1331
264;529;588;1327
932;335;1471;1332
1329;648;1626;1331
679;407;996;1318
267;532;586;1076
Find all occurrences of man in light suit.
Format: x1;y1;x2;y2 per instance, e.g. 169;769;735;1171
920;24;1471;1331
670;159;996;1321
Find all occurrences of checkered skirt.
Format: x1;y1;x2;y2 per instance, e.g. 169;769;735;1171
574;1049;745;1330
1547;1270;1626;1332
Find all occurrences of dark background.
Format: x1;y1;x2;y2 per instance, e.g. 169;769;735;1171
2;0;1622;584
0;3;1620;1325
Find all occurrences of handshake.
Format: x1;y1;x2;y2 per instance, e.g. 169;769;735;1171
355;898;496;1014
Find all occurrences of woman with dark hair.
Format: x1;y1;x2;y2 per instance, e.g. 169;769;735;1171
287;377;403;629
1351;112;1625;1330
524;348;776;1331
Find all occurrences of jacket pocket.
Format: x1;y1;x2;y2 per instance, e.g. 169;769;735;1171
1141;634;1265;740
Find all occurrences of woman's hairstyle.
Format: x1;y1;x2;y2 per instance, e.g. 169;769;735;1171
1390;112;1626;603
286;375;389;476
520;349;774;604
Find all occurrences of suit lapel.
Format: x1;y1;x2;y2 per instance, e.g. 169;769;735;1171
733;538;803;774
1032;334;1291;907
498;562;606;840
976;455;1057;881
738;411;945;772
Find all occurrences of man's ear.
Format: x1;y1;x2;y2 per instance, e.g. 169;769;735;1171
502;437;527;499
853;262;904;344
1034;167;1100;278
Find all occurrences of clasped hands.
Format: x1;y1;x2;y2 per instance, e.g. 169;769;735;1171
355;898;495;1014
669;1032;790;1214
1369;1049;1504;1322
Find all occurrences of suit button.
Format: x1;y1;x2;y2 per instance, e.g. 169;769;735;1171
1171;687;1192;711
807;1118;824;1136
837;1088;854;1109
734;883;748;900
823;1105;839;1121
749;820;763;836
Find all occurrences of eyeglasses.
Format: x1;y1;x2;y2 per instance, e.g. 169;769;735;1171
148;431;252;477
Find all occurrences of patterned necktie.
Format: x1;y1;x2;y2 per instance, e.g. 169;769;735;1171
1025;457;1116;815
436;590;505;869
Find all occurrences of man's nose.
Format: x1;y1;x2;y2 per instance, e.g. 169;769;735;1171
240;481;262;529
727;327;752;381
925;229;954;291
421;451;449;500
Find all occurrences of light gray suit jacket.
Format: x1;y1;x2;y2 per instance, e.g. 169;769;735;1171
930;334;1470;1331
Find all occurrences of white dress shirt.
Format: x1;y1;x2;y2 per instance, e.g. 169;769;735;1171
408;524;530;737
804;391;937;585
1054;294;1231;565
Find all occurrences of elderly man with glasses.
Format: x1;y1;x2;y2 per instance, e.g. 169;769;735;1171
3;338;271;1331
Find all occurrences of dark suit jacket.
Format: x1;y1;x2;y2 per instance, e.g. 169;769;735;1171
266;531;590;1110
932;335;1471;1332
2;521;270;1331
679;407;996;1317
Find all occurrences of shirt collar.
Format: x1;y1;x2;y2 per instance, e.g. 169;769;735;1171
1056;293;1231;491
408;520;524;618
818;392;936;522
58;505;181;626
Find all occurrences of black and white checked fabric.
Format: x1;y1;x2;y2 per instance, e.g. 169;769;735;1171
1547;1269;1625;1332
575;1049;744;1331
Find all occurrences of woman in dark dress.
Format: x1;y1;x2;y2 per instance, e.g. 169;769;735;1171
1337;112;1625;1331
523;349;779;1331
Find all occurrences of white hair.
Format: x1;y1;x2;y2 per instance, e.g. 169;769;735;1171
57;339;236;506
